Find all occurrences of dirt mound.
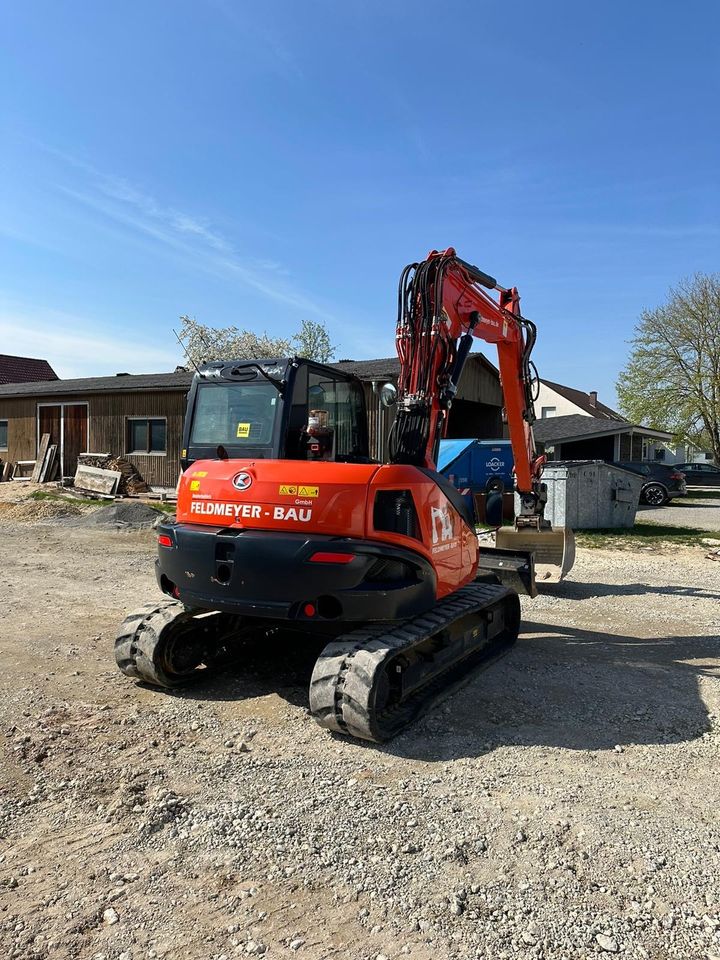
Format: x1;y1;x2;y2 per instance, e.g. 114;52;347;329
74;501;166;528
0;499;84;524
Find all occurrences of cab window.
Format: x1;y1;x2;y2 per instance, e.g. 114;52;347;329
285;371;366;461
190;382;279;447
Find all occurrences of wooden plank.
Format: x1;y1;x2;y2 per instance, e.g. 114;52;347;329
39;444;58;483
13;461;36;480
31;434;51;483
73;464;121;495
1;461;11;482
47;453;60;481
36;443;54;483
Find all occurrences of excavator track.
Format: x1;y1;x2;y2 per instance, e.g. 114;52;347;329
309;582;520;742
114;600;238;688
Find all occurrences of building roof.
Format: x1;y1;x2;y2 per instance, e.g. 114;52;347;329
0;353;498;399
533;414;672;445
0;370;194;398
333;352;498;381
0;354;58;385
540;378;625;421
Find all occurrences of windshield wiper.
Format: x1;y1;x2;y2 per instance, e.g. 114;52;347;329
228;362;286;393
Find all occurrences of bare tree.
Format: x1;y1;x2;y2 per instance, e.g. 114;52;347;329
616;273;720;462
177;316;337;367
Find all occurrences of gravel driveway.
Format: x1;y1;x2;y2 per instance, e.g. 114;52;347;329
638;495;720;531
1;522;719;960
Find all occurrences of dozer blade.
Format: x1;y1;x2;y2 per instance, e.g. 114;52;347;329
495;524;575;584
476;547;538;598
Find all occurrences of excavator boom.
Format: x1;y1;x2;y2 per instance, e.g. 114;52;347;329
392;248;574;586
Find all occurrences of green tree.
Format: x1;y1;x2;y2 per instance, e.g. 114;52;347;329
616;273;720;462
177;315;336;367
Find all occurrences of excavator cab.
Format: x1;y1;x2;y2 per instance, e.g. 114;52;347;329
181;358;370;470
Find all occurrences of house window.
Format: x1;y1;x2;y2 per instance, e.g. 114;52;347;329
0;419;7;450
127;417;167;455
541;406;556;418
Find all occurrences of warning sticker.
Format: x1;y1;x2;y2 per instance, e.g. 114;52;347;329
236;422;251;438
190;480;201;492
279;484;319;498
191;470;208;477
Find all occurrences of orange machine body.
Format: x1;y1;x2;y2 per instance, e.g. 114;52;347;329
177;457;478;600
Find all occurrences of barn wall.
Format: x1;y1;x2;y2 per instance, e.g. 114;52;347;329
0;390;187;487
0;397;36;467
456;359;503;406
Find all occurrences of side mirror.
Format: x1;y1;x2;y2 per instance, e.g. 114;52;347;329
380;382;397;407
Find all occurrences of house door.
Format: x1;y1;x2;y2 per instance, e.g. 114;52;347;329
38;403;89;477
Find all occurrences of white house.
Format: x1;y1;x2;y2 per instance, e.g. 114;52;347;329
533;379;674;462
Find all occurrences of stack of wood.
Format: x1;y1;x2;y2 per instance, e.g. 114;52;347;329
32;434;59;483
76;453;150;495
108;457;151;495
77;453;111;470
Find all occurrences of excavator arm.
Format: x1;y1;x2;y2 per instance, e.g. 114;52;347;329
391;247;574;582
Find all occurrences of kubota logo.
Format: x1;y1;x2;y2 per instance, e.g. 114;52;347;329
232;472;253;491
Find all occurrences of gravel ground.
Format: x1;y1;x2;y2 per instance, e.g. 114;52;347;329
0;522;719;960
638;496;720;531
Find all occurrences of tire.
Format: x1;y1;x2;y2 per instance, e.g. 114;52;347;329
642;483;668;506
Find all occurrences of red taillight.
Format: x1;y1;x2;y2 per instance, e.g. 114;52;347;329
303;603;316;617
158;534;173;548
309;552;355;564
670;472;684;480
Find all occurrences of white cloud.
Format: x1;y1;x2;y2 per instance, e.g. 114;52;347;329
51;158;335;322
1;306;179;379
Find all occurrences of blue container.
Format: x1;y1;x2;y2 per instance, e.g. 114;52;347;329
437;439;514;512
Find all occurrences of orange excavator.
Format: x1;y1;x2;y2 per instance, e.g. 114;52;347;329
115;248;574;741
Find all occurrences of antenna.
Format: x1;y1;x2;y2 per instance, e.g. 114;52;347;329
173;326;205;378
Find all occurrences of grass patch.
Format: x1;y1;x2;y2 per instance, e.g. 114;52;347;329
29;490;177;513
576;521;714;550
684;489;720;500
29;490;103;508
152;501;177;514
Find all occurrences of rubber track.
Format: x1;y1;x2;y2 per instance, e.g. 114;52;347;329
114;599;198;688
309;582;519;742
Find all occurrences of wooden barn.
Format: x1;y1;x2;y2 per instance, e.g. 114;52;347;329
0;353;505;487
0;371;193;487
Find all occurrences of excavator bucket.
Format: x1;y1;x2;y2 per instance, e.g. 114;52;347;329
495;524;576;584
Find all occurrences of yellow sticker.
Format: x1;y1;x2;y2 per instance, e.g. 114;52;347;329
190;480;201;491
181;449;187;458
191;470;208;477
298;485;319;498
279;484;297;495
236;422;251;438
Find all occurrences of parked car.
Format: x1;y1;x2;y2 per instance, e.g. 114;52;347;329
612;461;687;506
673;462;720;487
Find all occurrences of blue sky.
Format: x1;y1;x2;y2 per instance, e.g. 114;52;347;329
1;1;718;404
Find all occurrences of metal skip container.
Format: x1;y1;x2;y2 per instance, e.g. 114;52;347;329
532;460;644;530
